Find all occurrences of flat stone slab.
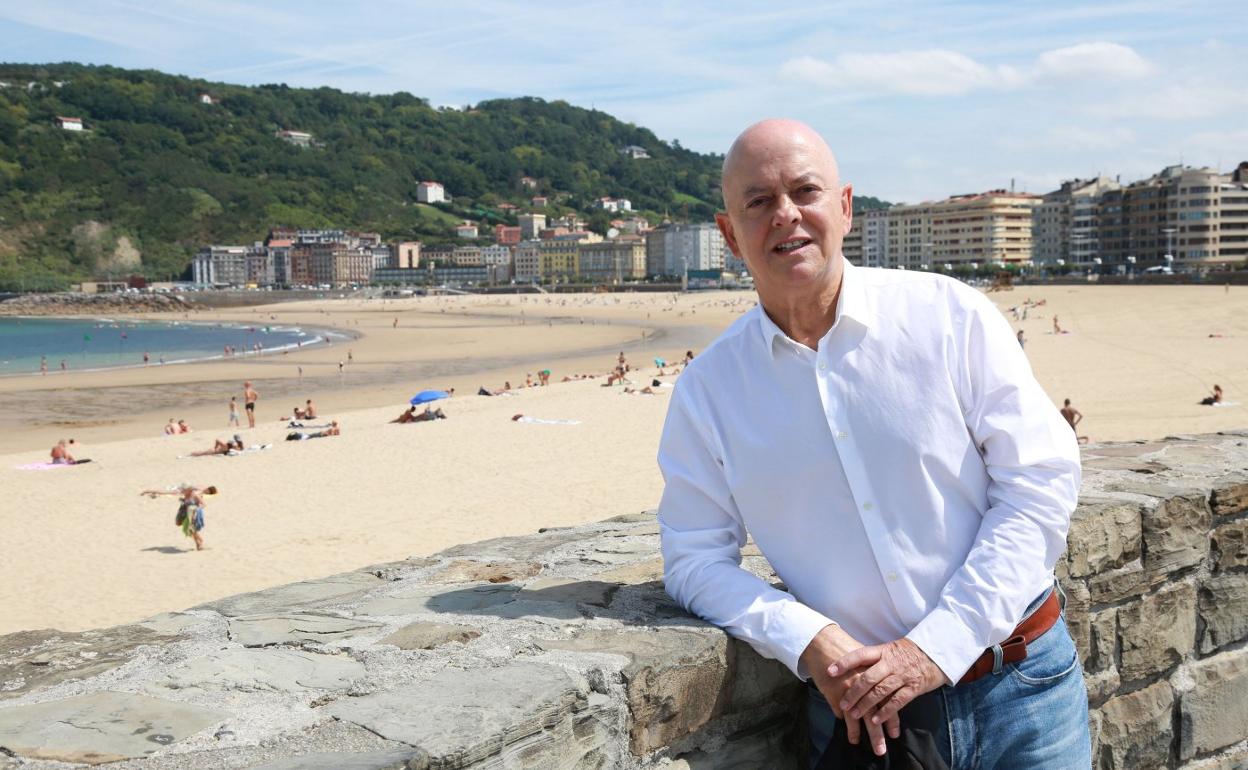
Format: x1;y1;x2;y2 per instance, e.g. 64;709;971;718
0;691;226;764
378;622;481;651
227;613;382;647
250;747;425;770
356;583;519;617
151;648;366;692
0;625;171;701
324;661;587;765
518;577;619;607
196;572;384;618
426;559;542;584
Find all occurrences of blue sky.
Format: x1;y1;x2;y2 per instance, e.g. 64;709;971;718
2;1;1245;203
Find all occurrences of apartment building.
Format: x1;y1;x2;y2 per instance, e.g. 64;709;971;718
514;241;541;282
647;223;724;276
1034;177;1120;268
843;208;890;267
192;246;248;286
518;213;546;240
886;203;933;270
578;238;646;283
929;191;1039;267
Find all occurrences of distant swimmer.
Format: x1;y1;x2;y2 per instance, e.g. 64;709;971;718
40;356;47;375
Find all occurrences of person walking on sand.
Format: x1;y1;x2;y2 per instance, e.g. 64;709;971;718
228;396;240;427
243;381;259;428
148;485;213;551
1053;315;1063;334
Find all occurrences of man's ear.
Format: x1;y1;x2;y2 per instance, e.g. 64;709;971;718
715;212;740;257
841;183;853;236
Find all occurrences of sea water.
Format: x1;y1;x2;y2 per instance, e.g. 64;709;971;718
0;317;326;375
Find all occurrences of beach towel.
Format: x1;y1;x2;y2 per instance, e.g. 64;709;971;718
514;416;582;426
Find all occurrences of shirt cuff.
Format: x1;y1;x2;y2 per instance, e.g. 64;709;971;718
905;605;984;685
773;601;838;681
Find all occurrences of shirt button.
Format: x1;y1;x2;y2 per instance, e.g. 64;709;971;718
818;361;827;371
886;571;899;582
862;502;874;511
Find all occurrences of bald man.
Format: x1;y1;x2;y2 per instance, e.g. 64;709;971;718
657;120;1088;768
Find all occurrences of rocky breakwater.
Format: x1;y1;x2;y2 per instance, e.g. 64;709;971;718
1;431;1246;769
0;292;190;316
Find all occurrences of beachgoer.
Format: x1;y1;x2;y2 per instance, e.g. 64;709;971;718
286;420;340;440
40;356;47;375
1060;399;1082;431
1016;329;1025;348
411;407;446;422
164;418;179;436
1053;315;1063;334
189;435;243;457
172;485;209;550
228;396;240;426
50;439;75;464
684;350;695;364
60;359;67;371
177;419;191;434
392;406;418;423
143;351;150;366
658;119;1087;765
1201;384;1224;406
538;369;551;386
302;399;318;419
347;349;354;364
243;381;258;428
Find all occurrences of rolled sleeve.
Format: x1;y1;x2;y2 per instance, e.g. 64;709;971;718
658;377;833;679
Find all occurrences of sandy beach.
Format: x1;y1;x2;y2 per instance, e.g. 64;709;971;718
1;284;1245;634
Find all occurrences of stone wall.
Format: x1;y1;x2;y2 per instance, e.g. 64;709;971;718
1;431;1246;769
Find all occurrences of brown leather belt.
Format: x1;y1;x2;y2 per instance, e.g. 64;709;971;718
958;590;1061;685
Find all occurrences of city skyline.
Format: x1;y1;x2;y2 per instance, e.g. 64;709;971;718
2;1;1245;205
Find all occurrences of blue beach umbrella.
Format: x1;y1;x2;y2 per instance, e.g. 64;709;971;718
409;390;450;405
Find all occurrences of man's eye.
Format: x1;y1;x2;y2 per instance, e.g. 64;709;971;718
746;198;768;209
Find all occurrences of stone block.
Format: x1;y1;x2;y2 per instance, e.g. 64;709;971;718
1212;519;1248;571
325;661;610;768
1064;499;1142;578
1060;580;1092;663
1119;581;1197;682
195;572;384;618
668;713;802;769
1088;608;1117;674
356;583;519;618
426;559;542;584
1096;680;1174;770
0;691;226;764
227;612;382;647
519;577;619;608
1210;473;1248;517
1088;560;1148;604
250;748;425;770
0;624;171;701
378;621;481;651
593;557;664;585
1141;493;1212;574
1083;667;1121;703
537;626;741;754
1180;648;1248;759
153;648;364;693
1199;574;1248;654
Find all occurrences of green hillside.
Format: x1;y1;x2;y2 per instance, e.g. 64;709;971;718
0;64;729;290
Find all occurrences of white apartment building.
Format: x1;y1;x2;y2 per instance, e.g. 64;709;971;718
193;246;249;286
416;181;446;204
651;223;724;276
518;213;546;240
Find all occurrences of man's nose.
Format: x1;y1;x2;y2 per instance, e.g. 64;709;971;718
772;195;799;227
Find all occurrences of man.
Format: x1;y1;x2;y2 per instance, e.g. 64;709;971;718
243;381;259;428
657;120;1087;768
1060;398;1082;432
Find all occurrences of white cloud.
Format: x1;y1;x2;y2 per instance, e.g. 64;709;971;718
1034;42;1153;80
1088;82;1248;120
781;41;1154;97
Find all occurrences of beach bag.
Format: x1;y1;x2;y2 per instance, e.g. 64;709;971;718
175;501;188;527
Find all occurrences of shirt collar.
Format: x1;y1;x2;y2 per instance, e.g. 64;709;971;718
756;258;871;356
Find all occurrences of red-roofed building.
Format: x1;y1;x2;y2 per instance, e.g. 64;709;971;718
417;181;446;203
56;116;83;131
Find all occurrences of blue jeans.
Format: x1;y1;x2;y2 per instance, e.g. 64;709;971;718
808;613;1091;769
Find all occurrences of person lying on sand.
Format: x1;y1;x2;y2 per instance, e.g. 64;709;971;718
189;435;244;457
392;406;418;423
286;420;340;441
411;407;446;422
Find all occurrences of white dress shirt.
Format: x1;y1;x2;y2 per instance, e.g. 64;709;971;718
657;260;1081;683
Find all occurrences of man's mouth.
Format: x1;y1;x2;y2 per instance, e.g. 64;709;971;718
774;239;812;254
